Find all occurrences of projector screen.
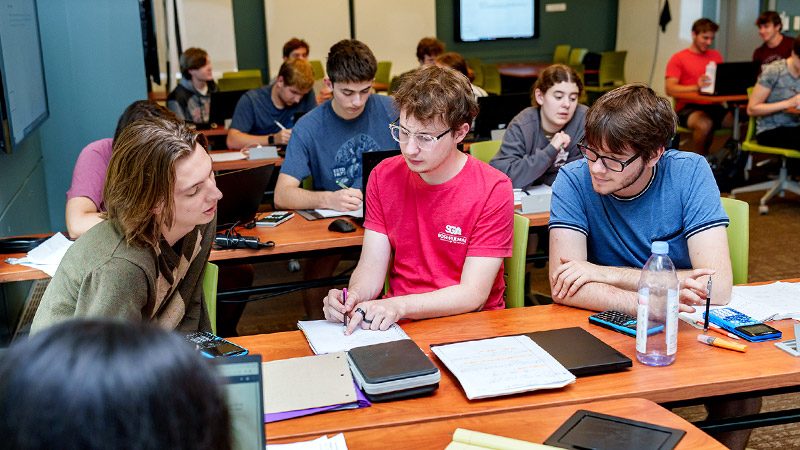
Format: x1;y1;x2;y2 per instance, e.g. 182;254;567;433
456;0;539;42
0;0;49;153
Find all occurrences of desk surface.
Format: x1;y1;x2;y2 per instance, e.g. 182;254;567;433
234;297;800;443
497;61;553;78
670;92;748;103
787;106;800;114
267;398;725;449
210;150;282;171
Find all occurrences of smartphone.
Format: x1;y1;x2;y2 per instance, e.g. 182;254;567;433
706;308;782;342
589;310;664;337
185;332;249;358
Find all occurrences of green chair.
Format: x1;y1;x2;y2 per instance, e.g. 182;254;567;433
720;197;749;285
481;63;502;96
469;140;502;163
583;50;627;102
302;175;313;190
375;61;392;92
568;48;588;66
730;88;800;214
309;60;325;80
503;214;531;308
467;58;484;87
203;262;219;335
553;45;571;64
217;76;262;92
222;69;262;79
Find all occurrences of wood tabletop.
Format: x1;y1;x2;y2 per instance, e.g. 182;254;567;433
497;61;553;78
266;398;726;449
787;106;800;114
210;150;282;171
670;92;748;104
232;298;800;443
200;127;229;137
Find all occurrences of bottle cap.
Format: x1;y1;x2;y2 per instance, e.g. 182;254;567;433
651;241;668;254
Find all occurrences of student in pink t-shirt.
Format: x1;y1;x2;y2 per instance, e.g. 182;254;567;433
322;65;514;334
665;18;734;156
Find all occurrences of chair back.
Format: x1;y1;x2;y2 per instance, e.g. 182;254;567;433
222;69;262;79
469;140;502;163
375;61;392;88
203;262;219;334
597;50;627;88
309;60;325;80
720;197;749;285
503;214;531;308
218;76;262;92
553;45;571;64
568;48;588;66
481;64;502;95
743;87;758;146
467;58;484;87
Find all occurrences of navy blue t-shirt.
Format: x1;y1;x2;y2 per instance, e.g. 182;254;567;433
229;84;317;135
280;94;396;191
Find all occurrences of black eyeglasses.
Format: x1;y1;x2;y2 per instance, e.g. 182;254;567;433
577;140;641;172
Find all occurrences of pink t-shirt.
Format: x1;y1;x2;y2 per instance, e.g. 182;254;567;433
665;48;723;111
364;154;514;310
66;138;113;211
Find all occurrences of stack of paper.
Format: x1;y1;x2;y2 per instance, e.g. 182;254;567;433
266;433;348;450
431;335;576;400
680;281;800;324
446;429;558;450
297;320;410;354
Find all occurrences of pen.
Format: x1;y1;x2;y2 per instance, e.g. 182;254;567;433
274;120;287;130
336;181;349;189
694;320;742;340
704;277;712;333
697;334;747;353
343;288;348;333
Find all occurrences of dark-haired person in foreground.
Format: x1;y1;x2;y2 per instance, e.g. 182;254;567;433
548;83;757;450
65;100;175;239
0;320;231;450
32;118;222;333
323;65;513;334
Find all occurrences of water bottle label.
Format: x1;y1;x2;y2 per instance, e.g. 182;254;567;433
666;289;678;355
636;289;648;354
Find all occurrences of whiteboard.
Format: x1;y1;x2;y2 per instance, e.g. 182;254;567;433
265;0;351;79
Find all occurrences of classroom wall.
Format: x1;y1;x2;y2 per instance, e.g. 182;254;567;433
436;0;619;63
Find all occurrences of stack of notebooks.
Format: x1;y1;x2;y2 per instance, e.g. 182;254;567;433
298;320;440;402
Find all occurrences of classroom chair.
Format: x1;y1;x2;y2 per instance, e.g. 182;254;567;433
469;140;502;163
568;48;588;66
553;45;571;64
730;88;800;214
218;76;262;92
467;57;484;87
203;262;219;335
720;197;749;285
503;214;531;308
673;99;731;149
583;50;627;103
309;60;325;81
481;64;502;96
375;61;392;92
222;69;262;79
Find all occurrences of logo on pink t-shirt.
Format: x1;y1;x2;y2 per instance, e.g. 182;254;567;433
438;225;466;245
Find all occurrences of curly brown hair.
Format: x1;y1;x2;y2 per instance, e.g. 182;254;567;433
393;65;478;131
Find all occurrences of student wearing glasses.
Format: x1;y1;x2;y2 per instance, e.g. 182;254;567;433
490;64;586;189
547;84;758;450
322;65;513;334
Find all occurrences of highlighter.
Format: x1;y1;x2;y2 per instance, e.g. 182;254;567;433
697;334;747;353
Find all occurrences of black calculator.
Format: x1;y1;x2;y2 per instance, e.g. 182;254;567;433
589;310;664;337
706;308;782;342
185;332;249;358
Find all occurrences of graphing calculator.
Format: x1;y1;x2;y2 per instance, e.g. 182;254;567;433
705;308;782;342
589;310;664;337
185;332;249;358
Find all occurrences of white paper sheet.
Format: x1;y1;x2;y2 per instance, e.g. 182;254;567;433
297;320;410;354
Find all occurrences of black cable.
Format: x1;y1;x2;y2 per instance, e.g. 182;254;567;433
218;263;357;303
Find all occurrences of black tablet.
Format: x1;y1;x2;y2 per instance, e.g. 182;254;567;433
544;410;685;450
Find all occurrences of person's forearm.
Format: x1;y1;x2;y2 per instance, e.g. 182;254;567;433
273;185;330;210
65;212;103;240
346;261;388;306
382;282;489;321
675;269;731;305
665;79;699;96
553;282;639;315
226;129;273;150
747;98;794;117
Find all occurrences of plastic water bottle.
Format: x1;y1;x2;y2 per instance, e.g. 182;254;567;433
636;241;679;366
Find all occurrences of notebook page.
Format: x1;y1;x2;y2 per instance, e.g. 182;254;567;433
298;320;410;354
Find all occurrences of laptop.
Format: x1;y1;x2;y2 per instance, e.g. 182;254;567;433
701;62;759;96
358;149;402;225
214;355;266;450
524;327;632;376
209;89;248;127
472;93;531;140
214;163;275;230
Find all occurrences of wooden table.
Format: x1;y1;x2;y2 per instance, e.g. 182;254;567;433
266;398;725;449
671;92;749;141
497;61;553;78
200;127;229;137
787;106;800;114
209;150;282;172
232;299;800;443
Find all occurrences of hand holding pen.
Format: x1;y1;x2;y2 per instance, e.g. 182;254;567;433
327;181;363;212
271;120;292;145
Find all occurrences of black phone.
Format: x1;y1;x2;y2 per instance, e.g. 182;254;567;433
185;332;248;358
